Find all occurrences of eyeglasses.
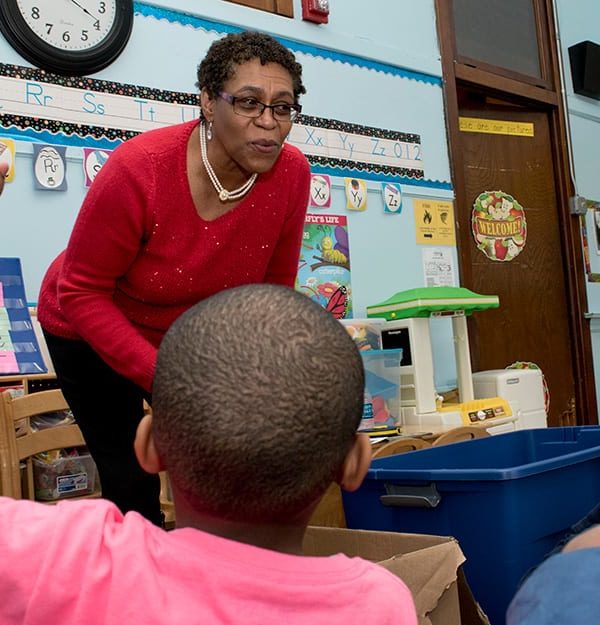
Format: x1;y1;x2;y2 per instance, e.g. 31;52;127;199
218;92;301;122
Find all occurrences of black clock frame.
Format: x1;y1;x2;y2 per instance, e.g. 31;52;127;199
0;0;134;76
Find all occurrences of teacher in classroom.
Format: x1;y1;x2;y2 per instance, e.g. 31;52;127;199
37;31;311;525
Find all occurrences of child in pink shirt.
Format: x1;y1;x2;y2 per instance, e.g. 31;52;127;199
0;283;417;625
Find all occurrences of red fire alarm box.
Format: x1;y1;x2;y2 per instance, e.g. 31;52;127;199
302;0;329;24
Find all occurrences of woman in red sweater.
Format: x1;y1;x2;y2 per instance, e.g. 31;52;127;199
37;31;311;525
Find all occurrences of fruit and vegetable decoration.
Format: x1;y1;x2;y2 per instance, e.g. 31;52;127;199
471;190;527;262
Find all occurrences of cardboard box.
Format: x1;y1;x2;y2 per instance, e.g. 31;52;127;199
303;526;489;625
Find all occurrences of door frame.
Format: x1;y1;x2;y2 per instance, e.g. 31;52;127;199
435;0;597;424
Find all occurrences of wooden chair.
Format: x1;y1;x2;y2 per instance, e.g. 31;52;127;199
372;437;431;459
308;483;347;528
0;389;97;500
432;425;490;447
159;471;176;529
144;403;176;529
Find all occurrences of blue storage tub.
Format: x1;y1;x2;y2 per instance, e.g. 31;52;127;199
342;427;600;625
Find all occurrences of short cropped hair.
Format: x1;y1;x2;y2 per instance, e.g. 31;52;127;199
196;30;306;102
152;284;364;523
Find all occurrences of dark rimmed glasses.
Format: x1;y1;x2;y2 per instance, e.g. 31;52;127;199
218;92;301;122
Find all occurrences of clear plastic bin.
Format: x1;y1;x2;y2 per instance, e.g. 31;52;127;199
33;451;98;501
359;349;402;429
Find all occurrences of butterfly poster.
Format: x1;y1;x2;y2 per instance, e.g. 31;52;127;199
295;213;352;319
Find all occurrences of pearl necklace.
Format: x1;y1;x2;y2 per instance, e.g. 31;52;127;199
199;121;258;202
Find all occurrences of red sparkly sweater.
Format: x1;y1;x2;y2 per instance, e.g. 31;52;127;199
38;120;311;392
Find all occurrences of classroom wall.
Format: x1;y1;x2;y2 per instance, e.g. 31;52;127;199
554;0;600;417
0;0;460;389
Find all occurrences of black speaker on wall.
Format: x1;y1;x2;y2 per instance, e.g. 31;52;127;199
568;40;600;100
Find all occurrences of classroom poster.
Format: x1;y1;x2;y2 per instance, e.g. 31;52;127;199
414;199;456;245
309;174;331;208
32;144;68;190
295;214;352;319
422;247;457;287
0;303;19;374
83;148;112;187
382;182;403;214
0;258;47;375
345;178;367;212
0;138;16;183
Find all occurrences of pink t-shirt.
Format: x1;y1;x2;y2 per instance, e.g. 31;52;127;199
0;497;417;625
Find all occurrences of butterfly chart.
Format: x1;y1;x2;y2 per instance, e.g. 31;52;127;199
295;214;352;319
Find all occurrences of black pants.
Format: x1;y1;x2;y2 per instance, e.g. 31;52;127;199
43;331;162;526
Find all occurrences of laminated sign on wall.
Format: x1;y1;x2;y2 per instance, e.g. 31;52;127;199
0;137;16;183
83;148;112;188
295;214;352;319
32;144;67;190
471;191;527;262
309;174;331;208
414;199;455;245
345;178;367;212
382;182;403;214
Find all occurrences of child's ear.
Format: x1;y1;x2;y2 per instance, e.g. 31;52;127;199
338;433;372;492
134;414;165;474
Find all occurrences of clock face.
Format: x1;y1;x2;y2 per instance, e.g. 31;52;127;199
16;0;118;52
0;0;133;75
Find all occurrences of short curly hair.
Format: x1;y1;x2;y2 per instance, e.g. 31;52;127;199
196;31;306;102
152;284;364;524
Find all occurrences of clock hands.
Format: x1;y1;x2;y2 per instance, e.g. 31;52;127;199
1;0;131;75
68;0;99;22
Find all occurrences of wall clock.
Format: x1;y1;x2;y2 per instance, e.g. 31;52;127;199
0;0;134;76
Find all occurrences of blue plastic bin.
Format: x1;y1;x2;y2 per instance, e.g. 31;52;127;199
342;427;600;625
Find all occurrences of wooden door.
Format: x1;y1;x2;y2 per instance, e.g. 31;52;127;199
457;91;574;426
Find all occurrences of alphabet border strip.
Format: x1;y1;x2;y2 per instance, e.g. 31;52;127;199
0;63;451;189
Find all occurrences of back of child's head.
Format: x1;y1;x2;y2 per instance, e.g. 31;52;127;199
152;283;364;523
